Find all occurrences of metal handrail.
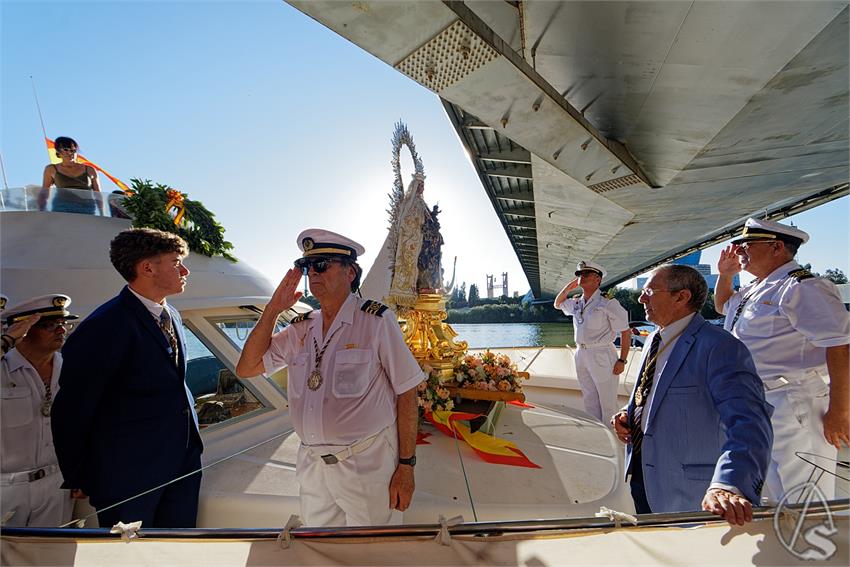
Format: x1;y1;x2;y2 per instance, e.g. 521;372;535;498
5;499;847;540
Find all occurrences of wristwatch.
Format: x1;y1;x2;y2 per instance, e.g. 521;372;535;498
399;455;416;467
617;358;627;364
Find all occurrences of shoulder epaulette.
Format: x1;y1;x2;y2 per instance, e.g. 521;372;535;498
361;300;389;317
788;268;815;282
289;311;312;324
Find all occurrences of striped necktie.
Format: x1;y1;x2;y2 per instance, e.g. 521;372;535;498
159;309;180;367
630;332;662;456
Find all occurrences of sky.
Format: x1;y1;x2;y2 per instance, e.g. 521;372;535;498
2;1;848;296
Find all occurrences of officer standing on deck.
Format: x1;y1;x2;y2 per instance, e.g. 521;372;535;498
1;294;77;526
715;218;850;502
236;229;423;527
554;261;631;423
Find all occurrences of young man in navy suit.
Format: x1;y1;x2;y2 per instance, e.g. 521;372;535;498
611;264;773;526
52;228;203;528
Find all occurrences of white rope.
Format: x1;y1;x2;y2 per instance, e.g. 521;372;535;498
434;514;464;546
276;514;303;549
595;506;637;527
109;520;143;542
59;427;295;528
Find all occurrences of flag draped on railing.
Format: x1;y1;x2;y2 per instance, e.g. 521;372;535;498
425;410;540;468
46;138;131;194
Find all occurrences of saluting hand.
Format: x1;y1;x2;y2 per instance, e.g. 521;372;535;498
267;268;303;315
5;313;42;342
717;245;742;276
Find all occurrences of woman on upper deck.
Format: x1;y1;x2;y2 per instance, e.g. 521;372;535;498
40;136;101;214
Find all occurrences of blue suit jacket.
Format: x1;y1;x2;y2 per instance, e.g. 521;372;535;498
52;286;203;506
625;314;773;513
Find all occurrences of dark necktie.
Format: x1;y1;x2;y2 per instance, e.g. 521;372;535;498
159;309;180;367
630;332;662;455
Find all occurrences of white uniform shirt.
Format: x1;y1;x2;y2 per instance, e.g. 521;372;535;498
0;349;62;473
723;260;850;381
558;289;629;345
263;294;424;446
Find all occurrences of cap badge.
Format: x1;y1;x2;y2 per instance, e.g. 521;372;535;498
52;296;67;308
0;297;6;310
303;238;315;251
578;261;587;269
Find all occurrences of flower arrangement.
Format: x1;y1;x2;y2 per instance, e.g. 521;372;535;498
454;351;526;394
417;365;455;413
417;351;527;413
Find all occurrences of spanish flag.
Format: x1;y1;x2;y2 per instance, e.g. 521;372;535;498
46;138;131;194
426;410;540;468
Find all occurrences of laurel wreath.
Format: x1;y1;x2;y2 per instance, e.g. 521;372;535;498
121;178;236;261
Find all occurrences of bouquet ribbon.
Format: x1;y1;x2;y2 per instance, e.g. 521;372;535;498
425;410;540;468
165;189;186;226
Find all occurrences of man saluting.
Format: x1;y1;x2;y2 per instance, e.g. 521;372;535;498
237;229;423;527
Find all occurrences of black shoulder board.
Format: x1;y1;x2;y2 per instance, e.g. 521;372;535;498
788;268;815;281
289;311;312;324
361;300;389;317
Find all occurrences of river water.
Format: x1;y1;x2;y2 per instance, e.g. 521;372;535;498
452;322;575;349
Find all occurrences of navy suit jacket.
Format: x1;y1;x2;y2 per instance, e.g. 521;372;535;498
625;314;773;512
52;286;203;506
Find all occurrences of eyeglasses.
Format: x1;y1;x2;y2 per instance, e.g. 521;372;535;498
57;147;78;153
33;319;74;332
738;240;774;252
640;287;679;297
294;257;343;274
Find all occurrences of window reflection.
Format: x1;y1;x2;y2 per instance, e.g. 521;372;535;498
212;317;289;396
183;325;264;426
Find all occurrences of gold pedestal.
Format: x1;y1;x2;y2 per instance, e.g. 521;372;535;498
399;293;467;378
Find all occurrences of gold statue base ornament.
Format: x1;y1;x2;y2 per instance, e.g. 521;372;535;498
400;293;467;378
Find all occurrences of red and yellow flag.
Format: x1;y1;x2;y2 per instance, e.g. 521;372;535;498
426;410;540;468
46;138;131;195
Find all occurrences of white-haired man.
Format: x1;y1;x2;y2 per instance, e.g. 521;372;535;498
715;218;849;502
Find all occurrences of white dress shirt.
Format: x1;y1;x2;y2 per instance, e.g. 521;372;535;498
640;313;695;431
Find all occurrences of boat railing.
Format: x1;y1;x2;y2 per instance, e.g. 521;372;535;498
0;185;130;219
2;499;846;539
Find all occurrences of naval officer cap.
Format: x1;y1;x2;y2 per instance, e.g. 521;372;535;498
732;218;810;246
575;260;606;278
296;229;365;262
3;294;80;325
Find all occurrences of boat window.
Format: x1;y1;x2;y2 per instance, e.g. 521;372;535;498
210;317;289;396
0;185;130;218
183;324;266;427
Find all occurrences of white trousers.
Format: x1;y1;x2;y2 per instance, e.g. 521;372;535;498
763;378;837;504
1;466;71;527
574;346;619;423
296;425;402;527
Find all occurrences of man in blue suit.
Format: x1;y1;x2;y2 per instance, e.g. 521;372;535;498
612;264;772;525
52;228;203;528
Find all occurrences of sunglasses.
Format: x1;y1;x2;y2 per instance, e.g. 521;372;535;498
57;147;78;153
34;319;74;331
294;257;343;274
